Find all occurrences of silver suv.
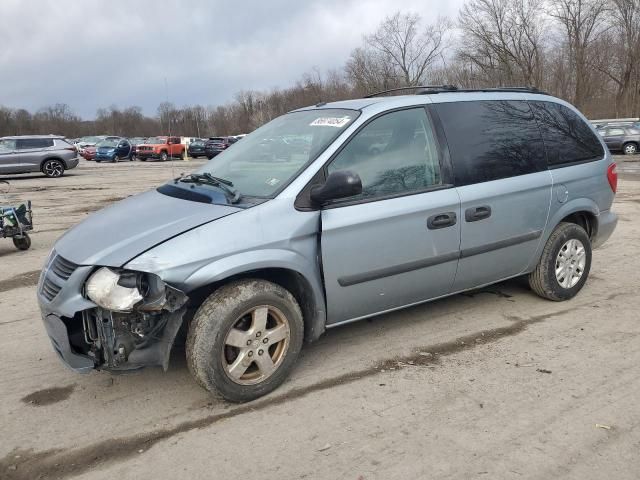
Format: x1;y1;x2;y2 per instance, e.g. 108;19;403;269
37;87;617;402
0;135;80;177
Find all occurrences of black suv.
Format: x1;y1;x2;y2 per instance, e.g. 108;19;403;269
204;137;237;159
598;126;640;155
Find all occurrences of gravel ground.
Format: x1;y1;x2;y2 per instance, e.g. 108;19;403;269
0;156;639;480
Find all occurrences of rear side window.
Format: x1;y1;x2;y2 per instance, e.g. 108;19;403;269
433;100;546;186
16;138;54;149
530;101;604;166
327;107;442;201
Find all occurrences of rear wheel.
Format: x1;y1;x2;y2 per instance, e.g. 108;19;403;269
13;233;31;250
623;142;638;155
42;159;65;178
160;151;168;162
186;279;304;402
528;222;592;301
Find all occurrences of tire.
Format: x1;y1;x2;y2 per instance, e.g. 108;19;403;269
186;279;304;402
160;151;168;162
42;159;65;178
112;155;120;163
623;142;638;155
13;233;31;250
131;154;137;161
528;222;592;301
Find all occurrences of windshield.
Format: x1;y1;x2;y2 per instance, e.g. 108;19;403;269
146;137;166;145
97;139;119;148
191;140;205;146
194;109;358;197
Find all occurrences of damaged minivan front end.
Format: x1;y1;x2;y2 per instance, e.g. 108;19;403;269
82;267;188;371
38;251;188;374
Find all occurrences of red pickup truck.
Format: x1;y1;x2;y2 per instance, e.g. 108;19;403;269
136;136;185;161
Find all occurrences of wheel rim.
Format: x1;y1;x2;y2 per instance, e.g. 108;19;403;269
44;161;63;177
624;144;636;154
555;239;586;288
221;305;291;385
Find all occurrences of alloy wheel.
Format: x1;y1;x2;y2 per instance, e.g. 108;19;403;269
43;160;64;177
222;305;291;385
555;238;586;288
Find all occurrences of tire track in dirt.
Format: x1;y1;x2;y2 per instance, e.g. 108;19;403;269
0;270;41;294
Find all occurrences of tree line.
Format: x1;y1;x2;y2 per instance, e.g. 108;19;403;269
1;0;638;139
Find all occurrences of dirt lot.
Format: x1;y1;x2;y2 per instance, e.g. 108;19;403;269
1;157;639;480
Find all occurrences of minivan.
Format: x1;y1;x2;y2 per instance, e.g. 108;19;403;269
38;87;617;402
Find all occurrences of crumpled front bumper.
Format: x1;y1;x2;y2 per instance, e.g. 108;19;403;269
37;252;187;374
42;314;94;372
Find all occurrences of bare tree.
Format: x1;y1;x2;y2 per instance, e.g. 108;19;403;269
458;0;547;87
361;12;452;87
549;0;609;109
591;0;640;115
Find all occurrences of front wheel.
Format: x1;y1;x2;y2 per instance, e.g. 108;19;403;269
13;233;31;250
42;159;65;178
623;143;638;155
528;222;592;301
186;279;304;402
112;155;120;163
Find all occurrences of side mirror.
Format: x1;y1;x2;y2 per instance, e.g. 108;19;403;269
310;170;362;205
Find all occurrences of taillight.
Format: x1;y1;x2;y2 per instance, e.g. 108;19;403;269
607;163;618;193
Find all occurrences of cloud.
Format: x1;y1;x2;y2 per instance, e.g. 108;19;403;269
0;0;464;118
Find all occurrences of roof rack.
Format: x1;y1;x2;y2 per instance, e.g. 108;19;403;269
452;86;548;95
364;85;458;98
364;85;548;98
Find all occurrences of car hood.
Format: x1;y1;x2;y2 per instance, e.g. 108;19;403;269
54;189;241;267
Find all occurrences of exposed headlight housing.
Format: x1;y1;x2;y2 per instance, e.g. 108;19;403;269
86;267;143;312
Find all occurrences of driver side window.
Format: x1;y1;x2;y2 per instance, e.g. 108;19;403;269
327;107;441;201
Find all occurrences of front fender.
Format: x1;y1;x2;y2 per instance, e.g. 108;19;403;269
182;249;327;342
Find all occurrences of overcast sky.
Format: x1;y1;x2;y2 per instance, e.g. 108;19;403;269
0;0;464;118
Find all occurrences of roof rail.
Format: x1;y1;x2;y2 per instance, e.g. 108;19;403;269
364;85;548;98
364;85;458;98
453;86;548;95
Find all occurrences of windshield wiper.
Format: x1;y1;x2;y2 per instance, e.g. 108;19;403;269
176;173;241;203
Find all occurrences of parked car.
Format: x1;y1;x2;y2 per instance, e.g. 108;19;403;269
75;136;106;150
81;146;97;161
0;135;79;177
597;126;640;155
204;136;237;159
128;138;147;161
187;139;207;158
136;136;184;161
95;137;133;163
38;88;617;402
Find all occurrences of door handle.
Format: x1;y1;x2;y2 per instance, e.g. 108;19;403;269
427;212;457;230
465;205;492;222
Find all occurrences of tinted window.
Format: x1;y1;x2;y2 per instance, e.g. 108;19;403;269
607;128;625;136
530;101;604;166
16;138;54;149
433;100;546;186
327;108;441;201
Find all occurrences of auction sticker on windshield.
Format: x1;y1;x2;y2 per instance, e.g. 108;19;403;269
310;116;352;128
